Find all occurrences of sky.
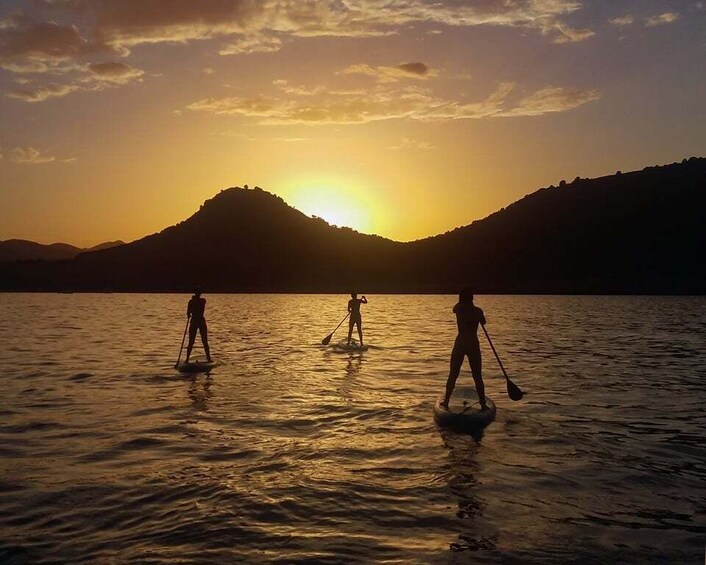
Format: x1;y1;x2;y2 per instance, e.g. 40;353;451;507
0;0;704;246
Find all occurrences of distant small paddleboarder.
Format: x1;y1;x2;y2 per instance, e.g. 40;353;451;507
186;289;212;363
441;289;488;411
347;293;368;346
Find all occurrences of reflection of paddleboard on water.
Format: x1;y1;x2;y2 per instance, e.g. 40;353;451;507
433;388;496;430
332;339;369;352
176;359;218;373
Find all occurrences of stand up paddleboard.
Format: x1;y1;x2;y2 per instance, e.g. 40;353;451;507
433;389;496;430
176;359;218;374
332;340;369;352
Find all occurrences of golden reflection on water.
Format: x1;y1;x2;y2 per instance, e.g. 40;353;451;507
0;294;704;563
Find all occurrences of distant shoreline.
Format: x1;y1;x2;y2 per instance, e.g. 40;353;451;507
2;290;704;297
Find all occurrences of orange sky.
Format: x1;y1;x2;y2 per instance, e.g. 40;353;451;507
0;1;704;246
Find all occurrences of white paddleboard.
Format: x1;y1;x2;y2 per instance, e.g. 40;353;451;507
332;340;369;352
433;390;496;429
176;359;218;373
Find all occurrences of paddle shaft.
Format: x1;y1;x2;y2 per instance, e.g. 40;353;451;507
323;312;350;344
175;316;190;367
481;323;509;380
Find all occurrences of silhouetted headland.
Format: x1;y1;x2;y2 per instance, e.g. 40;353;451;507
0;239;125;262
1;158;704;294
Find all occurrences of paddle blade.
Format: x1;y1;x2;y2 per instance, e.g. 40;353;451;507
506;378;524;401
321;333;333;346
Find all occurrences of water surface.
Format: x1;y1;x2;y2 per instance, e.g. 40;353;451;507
0;294;704;563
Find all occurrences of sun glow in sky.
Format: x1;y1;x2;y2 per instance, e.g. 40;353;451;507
286;185;375;234
0;1;704;246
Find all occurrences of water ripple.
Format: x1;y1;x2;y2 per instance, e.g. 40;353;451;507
0;294;704;563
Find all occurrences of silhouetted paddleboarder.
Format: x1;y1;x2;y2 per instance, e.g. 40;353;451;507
441;289;488;411
347;293;368;346
186;289;212;363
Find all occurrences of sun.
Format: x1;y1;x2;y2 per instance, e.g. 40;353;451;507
287;185;374;233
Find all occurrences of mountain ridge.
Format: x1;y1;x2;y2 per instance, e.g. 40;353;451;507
0;239;125;262
1;157;704;294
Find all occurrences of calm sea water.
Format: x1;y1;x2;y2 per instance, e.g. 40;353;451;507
0;294;704;564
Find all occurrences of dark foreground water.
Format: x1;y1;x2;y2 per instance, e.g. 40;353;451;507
0;294;704;564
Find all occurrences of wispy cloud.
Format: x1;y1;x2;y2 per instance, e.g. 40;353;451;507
609;15;635;26
4;61;144;102
388;137;434;150
0;17;110;73
9;146;75;164
340;62;437;82
219;34;282;55
214;131;311;143
87;62;144;83
645;12;680;27
0;1;601;106
186;76;600;125
2;0;587;69
552;24;595;44
272;79;326;96
497;86;602;117
6;83;81;102
72;0;586;46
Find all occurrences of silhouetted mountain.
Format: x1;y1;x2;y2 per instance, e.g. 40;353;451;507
1;158;704;293
0;240;81;262
0;188;403;292
84;241;126;253
0;239;125;262
403;157;705;293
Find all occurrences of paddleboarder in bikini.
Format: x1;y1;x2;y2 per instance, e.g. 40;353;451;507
441;289;488;410
347;293;368;346
186;289;212;363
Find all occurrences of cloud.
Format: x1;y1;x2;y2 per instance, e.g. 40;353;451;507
272;79;325;96
397;62;429;76
498;86;602;117
215;131;311;143
609;15;635;26
340;62;436;82
219;34;282;55
5;61;144;102
552;24;595;44
0;0;594;105
186;78;600;125
645;13;680;27
87;61;144;83
6;82;81;102
0;15;143;102
5;0;587;60
9;146;56;164
0;16;109;73
388;137;434;150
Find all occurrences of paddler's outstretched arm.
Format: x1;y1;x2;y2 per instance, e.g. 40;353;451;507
361;296;368;304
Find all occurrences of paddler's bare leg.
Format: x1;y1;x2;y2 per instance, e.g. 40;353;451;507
442;346;464;408
200;320;212;362
347;319;354;346
470;353;488;410
185;323;197;363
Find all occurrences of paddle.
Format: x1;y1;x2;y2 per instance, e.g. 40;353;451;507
321;313;350;345
481;323;523;401
174;316;190;369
